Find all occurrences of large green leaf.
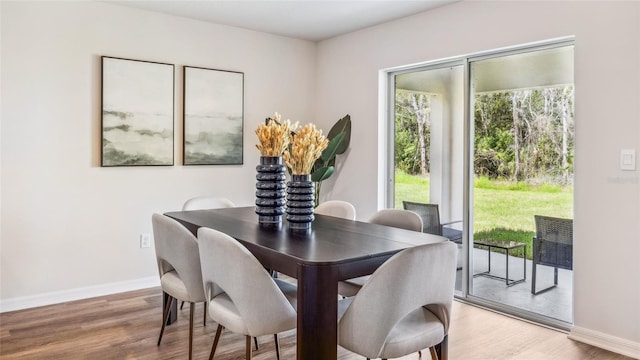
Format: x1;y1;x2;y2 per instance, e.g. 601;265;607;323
311;166;334;182
327;114;351;155
320;132;346;162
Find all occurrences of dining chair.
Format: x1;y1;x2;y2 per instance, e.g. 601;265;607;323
314;200;356;220
182;196;235;211
368;208;423;232
197;227;298;360
152;213;206;360
338;208;423;297
338;241;457;360
531;215;573;295
179;196;236;320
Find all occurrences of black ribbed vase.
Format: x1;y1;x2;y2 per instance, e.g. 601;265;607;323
286;174;315;232
255;156;286;228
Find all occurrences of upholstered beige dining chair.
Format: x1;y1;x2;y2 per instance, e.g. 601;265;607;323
338;209;423;297
152;213;206;360
338;241;457;360
314;200;356;220
179;196;236;318
369;208;423;232
182;196;235;211
198;227;297;360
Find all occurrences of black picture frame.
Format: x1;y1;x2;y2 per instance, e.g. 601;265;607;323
182;66;244;165
101;56;175;166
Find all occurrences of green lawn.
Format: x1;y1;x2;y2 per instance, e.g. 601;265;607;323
395;170;573;259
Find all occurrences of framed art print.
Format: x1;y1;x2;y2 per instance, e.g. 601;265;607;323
101;56;174;166
183;66;244;165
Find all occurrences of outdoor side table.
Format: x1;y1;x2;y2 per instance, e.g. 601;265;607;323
473;238;526;286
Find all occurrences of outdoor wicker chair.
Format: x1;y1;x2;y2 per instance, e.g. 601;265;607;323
531;215;573;295
402;201;462;243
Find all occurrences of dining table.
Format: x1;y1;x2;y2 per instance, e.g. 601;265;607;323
165;206;447;360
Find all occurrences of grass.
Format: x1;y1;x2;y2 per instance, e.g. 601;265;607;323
395;171;573;259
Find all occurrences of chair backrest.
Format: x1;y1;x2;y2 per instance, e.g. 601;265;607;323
534;215;573;269
368;209;423;232
534;215;573;244
402;201;442;235
339;241;457;358
315;200;356;220
197;227;297;336
152;213;205;302
182;196;235;211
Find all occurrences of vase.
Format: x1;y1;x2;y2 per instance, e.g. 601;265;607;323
286;174;315;232
255;156;286;228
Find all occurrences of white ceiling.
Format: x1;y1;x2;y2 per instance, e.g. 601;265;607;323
108;0;459;42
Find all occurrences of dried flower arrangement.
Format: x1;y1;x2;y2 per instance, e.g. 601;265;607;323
255;112;298;157
284;123;329;175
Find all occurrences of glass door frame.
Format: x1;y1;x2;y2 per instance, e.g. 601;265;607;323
383;37;575;331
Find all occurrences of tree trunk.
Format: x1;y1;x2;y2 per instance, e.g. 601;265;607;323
560;87;572;183
411;93;429;175
512;93;521;181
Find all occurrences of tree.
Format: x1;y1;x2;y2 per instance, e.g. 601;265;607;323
395;90;431;175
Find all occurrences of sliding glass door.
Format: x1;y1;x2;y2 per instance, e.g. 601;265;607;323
387;40;574;327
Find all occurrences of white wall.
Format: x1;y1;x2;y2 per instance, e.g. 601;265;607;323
315;0;639;356
0;1;315;305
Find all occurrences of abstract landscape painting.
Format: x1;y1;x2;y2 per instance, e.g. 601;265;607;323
183;66;243;165
101;56;174;166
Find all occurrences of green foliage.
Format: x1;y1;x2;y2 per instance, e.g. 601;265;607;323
473;87;575;182
312;115;351;206
394;91;430;175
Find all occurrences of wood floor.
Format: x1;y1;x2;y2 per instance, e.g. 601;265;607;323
0;287;631;360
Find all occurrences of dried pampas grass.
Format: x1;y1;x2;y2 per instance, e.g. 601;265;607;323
284;123;329;175
255;112;298;157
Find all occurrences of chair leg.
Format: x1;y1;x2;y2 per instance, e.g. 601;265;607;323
209;324;223;360
246;335;252;359
203;302;207;326
418;349;422;357
429;346;439;360
180;300;185;310
254;336;259;350
274;333;280;360
531;263;558;295
435;335;448;360
188;302;195;360
157;295;175;346
531;262;537;294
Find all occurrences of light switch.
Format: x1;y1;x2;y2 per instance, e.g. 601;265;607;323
620;149;636;171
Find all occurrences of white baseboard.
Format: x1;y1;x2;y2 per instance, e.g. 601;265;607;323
569;326;640;359
0;276;160;313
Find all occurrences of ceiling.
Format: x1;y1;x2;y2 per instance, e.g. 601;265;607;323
108;0;459;42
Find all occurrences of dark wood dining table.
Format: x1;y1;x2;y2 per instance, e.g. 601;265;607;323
165;206;447;360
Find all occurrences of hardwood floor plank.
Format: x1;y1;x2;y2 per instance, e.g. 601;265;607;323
0;287;631;359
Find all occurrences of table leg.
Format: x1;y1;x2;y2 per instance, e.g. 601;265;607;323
505;248;510;285
297;264;338;360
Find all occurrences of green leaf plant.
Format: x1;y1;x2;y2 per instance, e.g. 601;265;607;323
310;114;351;207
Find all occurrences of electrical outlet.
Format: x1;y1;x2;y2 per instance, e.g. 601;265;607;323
140;233;151;248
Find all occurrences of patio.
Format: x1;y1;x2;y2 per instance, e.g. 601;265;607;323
456;246;573;324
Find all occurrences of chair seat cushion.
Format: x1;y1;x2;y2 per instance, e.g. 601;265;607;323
160;270;190;302
208;278;298;336
380;307;445;359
